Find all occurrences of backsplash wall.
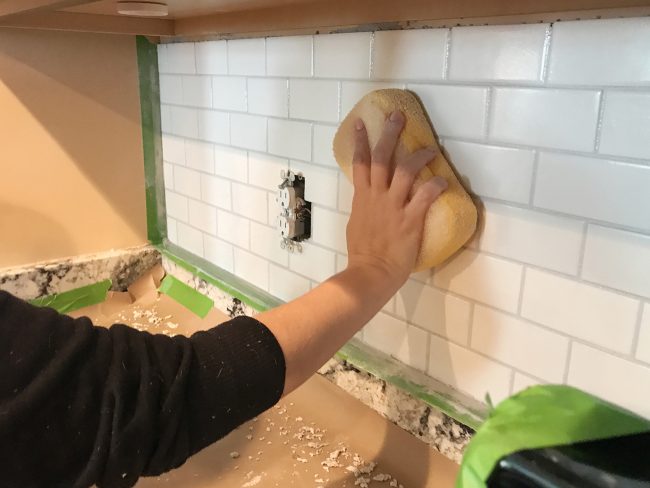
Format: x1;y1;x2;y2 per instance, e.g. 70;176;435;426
157;18;650;418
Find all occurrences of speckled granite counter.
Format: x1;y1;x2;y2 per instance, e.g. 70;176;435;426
0;248;473;464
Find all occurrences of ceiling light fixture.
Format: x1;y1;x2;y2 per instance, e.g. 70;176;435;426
117;1;169;17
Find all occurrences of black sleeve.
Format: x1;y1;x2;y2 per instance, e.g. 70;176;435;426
0;290;285;488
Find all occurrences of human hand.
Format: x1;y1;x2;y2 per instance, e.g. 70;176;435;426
346;111;448;287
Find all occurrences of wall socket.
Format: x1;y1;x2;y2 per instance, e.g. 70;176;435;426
276;170;311;252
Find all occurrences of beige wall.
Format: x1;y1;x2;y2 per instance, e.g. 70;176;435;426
0;28;147;268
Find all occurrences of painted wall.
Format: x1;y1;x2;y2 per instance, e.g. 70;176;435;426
0;28;147;269
158;18;650;418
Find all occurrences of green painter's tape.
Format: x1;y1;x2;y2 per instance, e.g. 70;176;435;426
457;385;650;487
30;280;112;314
137;35;165;245
159;274;214;318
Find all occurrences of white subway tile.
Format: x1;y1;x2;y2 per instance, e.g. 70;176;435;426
159;74;183;104
289;79;339;123
234;248;269;291
336;253;348;273
599;91;650;160
290;161;338;208
428;335;512;404
188;199;217;235
216;210;250;249
197;109;229;145
450;24;548;82
534;153;650;232
490;88;599;151
163;163;173;190
313;124;338;167
269;264;312;302
166;216;178;244
176;222;203;257
248;78;288;117
477;201;584;274
170;106;199;138
212;76;247;112
203;235;234;272
185;139;215;173
176;222;204;256
568;342;650;419
314;32;371;79
227;38;265;76
512;372;542;394
548;18;650;86
200;174;231;210
635;304;650;364
472;305;569;382
160;105;172;133
366;313;428;372
158;43;195;74
408;84;489;139
522;268;639;353
232;183;268;223
230;114;267;152
182;76;212;108
266;35;312;77
250;222;288;266
248;153;288;191
372;29;447;80
165;190;188;222
340;81;404;118
173;166;201;197
433;249;523;313
195;40;228;75
267;192;277;225
582;225;650;299
268;119;311;160
395;280;472;345
162;134;186;165
289;242;336;282
338;173;354;213
443;140;534;204
311;207;348;254
214;145;248;183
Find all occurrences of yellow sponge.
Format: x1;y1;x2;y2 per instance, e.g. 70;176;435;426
333;89;477;271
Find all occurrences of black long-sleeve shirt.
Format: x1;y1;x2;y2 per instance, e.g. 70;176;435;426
0;290;286;488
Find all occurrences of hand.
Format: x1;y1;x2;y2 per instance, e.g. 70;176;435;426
346;111;448;287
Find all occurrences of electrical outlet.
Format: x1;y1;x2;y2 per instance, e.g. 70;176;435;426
276;170;311;252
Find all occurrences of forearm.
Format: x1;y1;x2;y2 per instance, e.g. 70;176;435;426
257;264;399;395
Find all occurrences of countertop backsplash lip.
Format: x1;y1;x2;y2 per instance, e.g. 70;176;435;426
157;17;650;420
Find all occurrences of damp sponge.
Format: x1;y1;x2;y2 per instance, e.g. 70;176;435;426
333;89;477;271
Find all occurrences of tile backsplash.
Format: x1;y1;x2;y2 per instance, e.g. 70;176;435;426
158;18;650;418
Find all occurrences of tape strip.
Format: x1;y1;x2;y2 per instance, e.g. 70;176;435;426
158;274;214;318
30;279;112;314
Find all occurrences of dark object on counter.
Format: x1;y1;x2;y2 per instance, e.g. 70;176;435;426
487;431;650;487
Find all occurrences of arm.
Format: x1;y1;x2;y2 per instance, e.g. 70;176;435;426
258;111;447;395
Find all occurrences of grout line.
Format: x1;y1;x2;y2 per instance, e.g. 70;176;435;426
423;330;431;375
466;302;476;347
575;221;589;277
528;150;540;206
562;341;574;383
442;28;451;80
630;301;646;357
483;87;492;141
517;266;527;315
263;37;268;76
594;89;607;153
368;31;375;79
507;370;516;396
540;23;553;83
310;35;315;78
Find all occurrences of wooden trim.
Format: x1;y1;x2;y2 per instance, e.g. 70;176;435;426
174;0;650;38
0;11;175;36
0;0;94;19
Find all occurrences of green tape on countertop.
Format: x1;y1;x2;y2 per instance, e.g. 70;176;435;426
30;279;112;314
158;274;214;318
457;384;650;488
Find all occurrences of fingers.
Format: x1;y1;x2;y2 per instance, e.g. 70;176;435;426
390;147;437;204
407;176;448;221
370;111;405;188
352;118;371;189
